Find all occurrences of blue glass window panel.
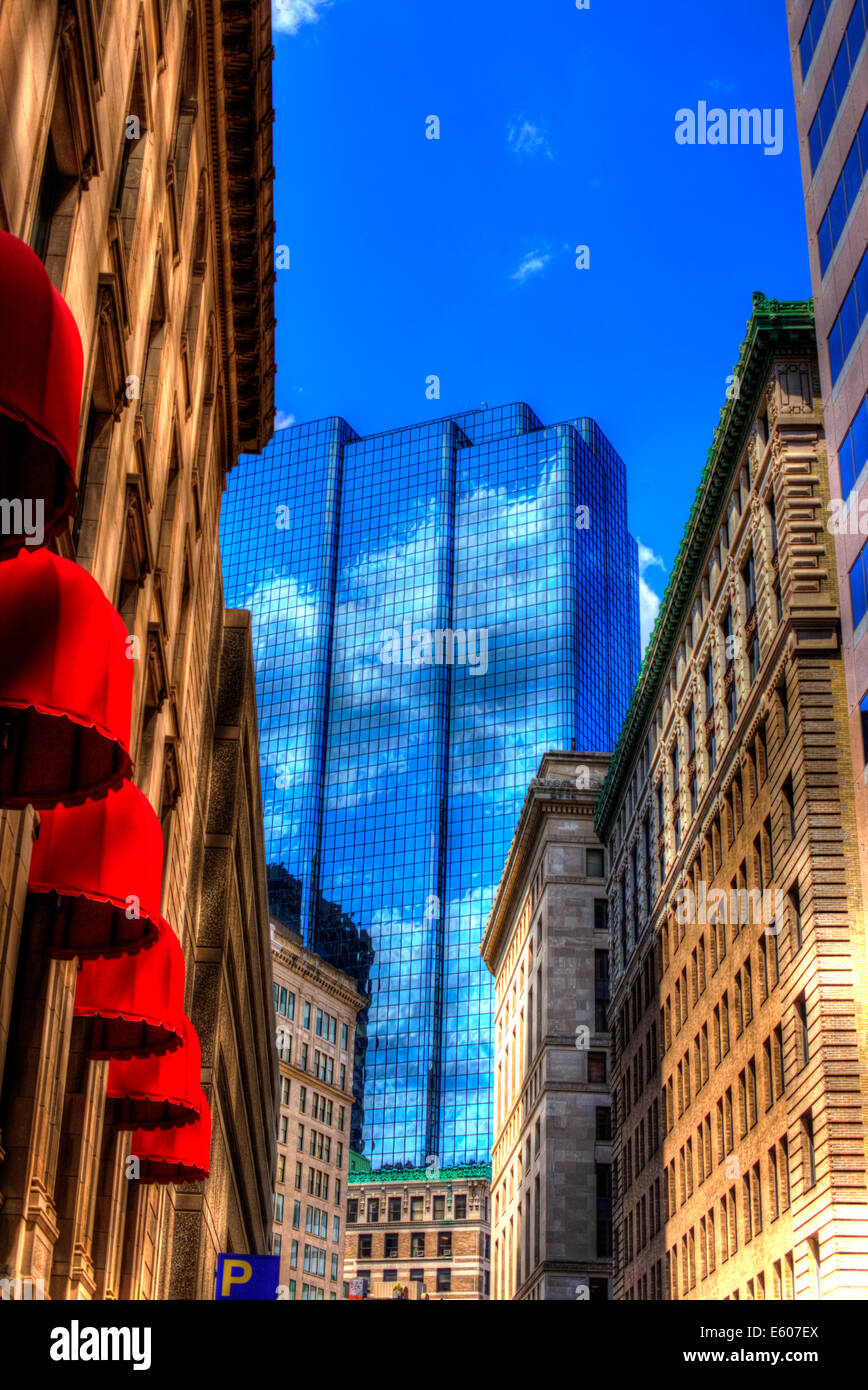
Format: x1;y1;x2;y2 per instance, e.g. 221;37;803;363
809;112;824;171
801;0;832;77
856;246;868;320
861;690;868;763
851;545;868;630
840;282;861;362
829;318;845;381
847;0;867;68
818;211;835;275
843;129;865;213
839;419;858;496
850;397;868;490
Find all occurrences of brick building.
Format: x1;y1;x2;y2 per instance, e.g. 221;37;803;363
483;750;613;1301
270;920;364;1300
0;0;277;1298
596;296;868;1300
785;0;868;925
343;1165;491;1300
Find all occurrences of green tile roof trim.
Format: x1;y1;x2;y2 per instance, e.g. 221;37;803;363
594;294;816;844
348;1162;492;1185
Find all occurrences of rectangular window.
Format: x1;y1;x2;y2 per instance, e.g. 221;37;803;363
432;1195;445;1220
454;1194;467;1219
838;392;868;500
357;1234;371;1258
800;0;833;76
346;1199;358;1225
411;1232;425;1257
802;1111;817;1189
829;242;868;383
436;1269;451;1293
849;539;868;630
437;1231;452;1256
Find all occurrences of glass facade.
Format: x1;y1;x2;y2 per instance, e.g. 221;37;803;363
221;403;639;1166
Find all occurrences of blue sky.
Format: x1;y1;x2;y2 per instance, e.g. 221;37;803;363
269;0;812;646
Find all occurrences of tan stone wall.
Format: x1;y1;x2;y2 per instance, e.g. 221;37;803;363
343;1176;490;1300
271;925;363;1300
484;752;613;1301
607;349;868;1300
0;0;276;1300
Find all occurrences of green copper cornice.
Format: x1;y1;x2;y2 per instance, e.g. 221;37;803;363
348;1162;492;1185
594;295;816;843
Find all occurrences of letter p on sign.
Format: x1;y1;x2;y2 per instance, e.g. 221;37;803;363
220;1258;253;1298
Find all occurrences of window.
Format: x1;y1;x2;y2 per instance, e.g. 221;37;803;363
796;993;810;1067
274;1194;284;1223
357;1234;372;1258
341;1023;348;1050
411;1232;425;1257
800;0;832;76
436;1269;451;1293
367;1199;379;1223
454;1194;467;1219
295;1162;302;1190
293;1201;301;1229
802;1111;817;1189
838;393;868;501
410;1269;425;1284
387;1197;401;1222
277;1155;285;1184
596;1106;612;1140
809;0;868;172
594;898;608;932
410;1196;423;1220
849;538;868;630
437;1232;452;1257
282;1077;291;1106
432;1196;445;1220
587;847;605;878
861;691;868;766
829;242;868;383
384;1232;398;1258
782;777;796;839
588;1051;607;1083
303;1002;311;1029
346;1200;358;1225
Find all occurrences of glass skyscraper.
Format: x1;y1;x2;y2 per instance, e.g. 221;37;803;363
221;403;640;1167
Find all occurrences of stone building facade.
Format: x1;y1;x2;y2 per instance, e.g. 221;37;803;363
0;0;277;1298
270;920;364;1301
343;1165;491;1300
785;0;868;929
596;296;868;1300
483;751;613;1301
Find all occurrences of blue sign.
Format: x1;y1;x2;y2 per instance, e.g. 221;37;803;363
215;1254;281;1300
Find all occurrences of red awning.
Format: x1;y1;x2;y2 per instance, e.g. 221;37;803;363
108;1016;202;1130
74;919;185;1059
28;779;163;958
130;1091;211;1184
0;547;132;809
0;231;82;557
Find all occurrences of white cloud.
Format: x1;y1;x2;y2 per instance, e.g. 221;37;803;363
507;116;554;160
511;250;551;283
637;538;666;653
274;410;296;429
272;0;332;35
